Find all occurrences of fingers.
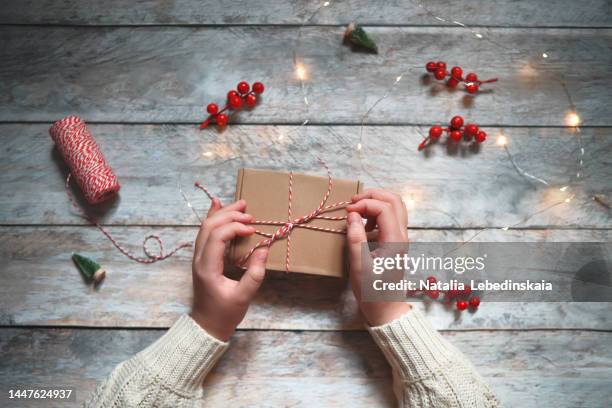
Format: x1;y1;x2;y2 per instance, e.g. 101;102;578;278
237;248;268;302
352;189;408;236
346;199;404;242
214;199;247;215
353;189;405;214
194;210;253;261
199;222;255;275
206;198;223;217
347;212;367;265
346;212;368;301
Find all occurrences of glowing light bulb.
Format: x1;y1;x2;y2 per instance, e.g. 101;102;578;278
501;226;509;231
496;135;508;147
559;186;568;192
357;143;362;151
323;1;330;6
564;197;572;203
565;111;581;127
475;33;483;38
542;52;549;58
395;75;403;82
295;63;307;80
278;134;285;141
203;151;213;157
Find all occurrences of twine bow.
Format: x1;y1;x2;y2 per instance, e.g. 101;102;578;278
197;159;351;273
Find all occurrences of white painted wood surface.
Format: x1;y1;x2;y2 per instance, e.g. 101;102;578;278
1;0;610;27
1;124;609;228
1;27;610;125
1;226;610;329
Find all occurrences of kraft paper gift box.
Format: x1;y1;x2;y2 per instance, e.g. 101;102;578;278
229;168;362;278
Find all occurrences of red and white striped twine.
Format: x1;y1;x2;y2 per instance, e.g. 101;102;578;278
64;173;192;263
50;116;120;204
54;115;192;263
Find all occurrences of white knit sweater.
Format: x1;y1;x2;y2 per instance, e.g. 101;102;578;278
85;309;498;407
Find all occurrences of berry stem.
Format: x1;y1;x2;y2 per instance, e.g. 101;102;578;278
200;85;262;129
479;78;499;84
199;118;211;129
418;137;430;151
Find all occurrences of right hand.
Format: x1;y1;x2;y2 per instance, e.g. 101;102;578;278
345;189;412;326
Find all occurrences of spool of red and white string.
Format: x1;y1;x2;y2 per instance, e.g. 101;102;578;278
49;115;120;204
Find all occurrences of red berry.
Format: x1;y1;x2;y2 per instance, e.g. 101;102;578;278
216;113;228;127
237;81;250;94
447;77;459;88
469;296;481;308
426;276;437;285
450;130;463;142
466;83;479;94
457;300;468;311
206;103;218;115
245;93;257;107
436;61;447;71
447;289;459;298
475;131;487;143
464;123;479;137
450;115;464;129
245;94;257;106
229;95;243;109
426;61;437;72
429;125;443;139
465;72;478;82
434;69;446;80
427;290;440;300
252;82;265;94
450;66;463;79
227;90;239;100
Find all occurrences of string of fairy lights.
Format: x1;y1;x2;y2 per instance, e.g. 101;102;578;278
189;0;602;242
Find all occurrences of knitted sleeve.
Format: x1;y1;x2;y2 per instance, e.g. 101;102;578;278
368;309;499;408
84;314;228;407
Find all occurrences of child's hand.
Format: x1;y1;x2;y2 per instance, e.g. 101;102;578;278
346;189;412;326
190;198;268;341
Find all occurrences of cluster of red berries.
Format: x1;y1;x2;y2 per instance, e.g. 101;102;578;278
199;81;265;129
425;61;498;94
413;276;481;312
418;115;487;151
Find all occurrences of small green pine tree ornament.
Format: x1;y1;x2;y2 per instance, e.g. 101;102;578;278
344;22;378;53
72;253;106;284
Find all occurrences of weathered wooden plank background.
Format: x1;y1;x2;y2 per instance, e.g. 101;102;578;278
1;125;610;227
2;226;611;329
1;27;611;125
0;0;611;407
1;0;611;27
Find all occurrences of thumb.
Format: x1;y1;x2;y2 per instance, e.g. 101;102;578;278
237;248;268;301
346;212;367;298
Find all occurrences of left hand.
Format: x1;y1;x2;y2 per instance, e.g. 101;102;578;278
190;198;268;341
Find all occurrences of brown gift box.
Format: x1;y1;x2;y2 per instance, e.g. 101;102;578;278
229;168;362;278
